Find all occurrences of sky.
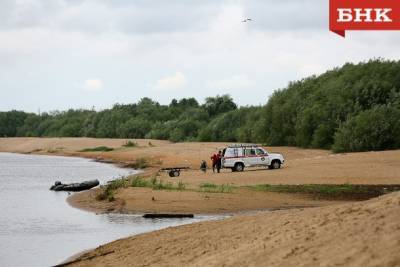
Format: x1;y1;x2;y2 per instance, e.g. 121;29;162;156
1;0;400;112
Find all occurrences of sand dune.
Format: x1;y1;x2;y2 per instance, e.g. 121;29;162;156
67;191;400;267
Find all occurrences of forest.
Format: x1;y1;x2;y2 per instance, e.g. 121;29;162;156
1;59;399;152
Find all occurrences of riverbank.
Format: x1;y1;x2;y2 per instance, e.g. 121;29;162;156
1;138;400;266
67;186;345;214
1;138;400;214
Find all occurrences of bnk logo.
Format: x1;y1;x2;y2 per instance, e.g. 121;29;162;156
330;0;400;37
337;8;392;22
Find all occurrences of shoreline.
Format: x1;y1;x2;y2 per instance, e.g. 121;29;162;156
1;138;400;266
1;149;336;216
1;138;399;215
66;183;350;215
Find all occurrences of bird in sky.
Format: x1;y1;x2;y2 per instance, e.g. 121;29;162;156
242;18;252;22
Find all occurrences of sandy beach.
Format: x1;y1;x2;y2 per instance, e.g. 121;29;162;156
1;137;400;266
63;192;400;267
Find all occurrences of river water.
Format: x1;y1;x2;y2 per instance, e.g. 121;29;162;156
0;153;221;267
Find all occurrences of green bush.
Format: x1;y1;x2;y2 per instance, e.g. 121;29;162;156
122;140;138;147
95;186;115;202
258;59;400;151
96;179;127;202
2;60;400;153
333;105;400;152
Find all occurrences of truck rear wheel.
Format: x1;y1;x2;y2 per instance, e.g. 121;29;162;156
234;163;244;172
168;170;180;177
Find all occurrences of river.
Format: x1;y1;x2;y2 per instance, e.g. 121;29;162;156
0;152;221;266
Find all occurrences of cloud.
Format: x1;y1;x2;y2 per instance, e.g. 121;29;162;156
207;75;254;90
0;0;221;34
243;0;327;31
154;72;186;91
1;0;400;112
83;79;103;92
0;0;328;34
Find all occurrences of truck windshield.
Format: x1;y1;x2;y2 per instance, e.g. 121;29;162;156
256;148;266;155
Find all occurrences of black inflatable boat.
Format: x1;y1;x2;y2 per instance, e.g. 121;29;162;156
50;179;100;192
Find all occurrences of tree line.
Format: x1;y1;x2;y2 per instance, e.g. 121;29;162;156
1;59;399;152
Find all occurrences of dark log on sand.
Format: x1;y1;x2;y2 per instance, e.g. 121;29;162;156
143;214;194;219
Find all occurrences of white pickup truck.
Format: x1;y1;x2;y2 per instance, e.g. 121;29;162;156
221;144;284;172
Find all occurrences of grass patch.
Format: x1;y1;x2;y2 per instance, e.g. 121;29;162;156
152;180;175;190
200;182;218;189
108;179;129;190
130;176;185;191
177;180;186;191
150;177;186;191
199;183;235;193
96;178;129;202
96;187;116;202
125;157;149;169
248;184;364;194
131;176;152;187
247;184;400;200
122;140;137;147
80;146;114;152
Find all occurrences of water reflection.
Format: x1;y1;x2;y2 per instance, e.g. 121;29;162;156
103;213;228;225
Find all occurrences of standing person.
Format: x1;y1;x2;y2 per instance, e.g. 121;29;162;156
210;153;218;173
216;150;222;173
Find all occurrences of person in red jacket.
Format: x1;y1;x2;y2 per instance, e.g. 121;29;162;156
216;150;222;173
210;153;218;173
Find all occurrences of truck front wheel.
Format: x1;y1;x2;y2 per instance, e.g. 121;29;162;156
234;163;244;172
269;160;281;170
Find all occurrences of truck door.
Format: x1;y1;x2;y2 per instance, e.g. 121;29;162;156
244;147;258;166
255;148;270;166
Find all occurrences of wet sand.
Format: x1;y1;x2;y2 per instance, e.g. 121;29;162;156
67;186;345;215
